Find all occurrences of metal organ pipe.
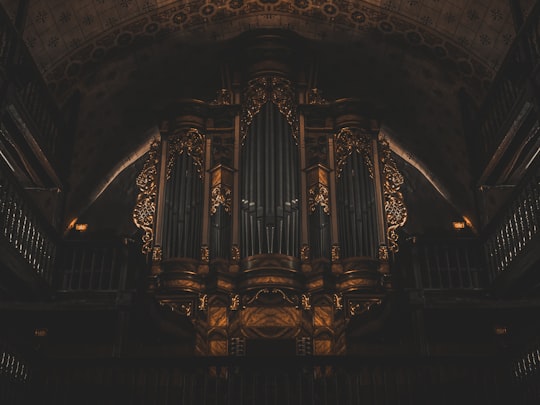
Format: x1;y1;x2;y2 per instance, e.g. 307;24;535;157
241;102;299;258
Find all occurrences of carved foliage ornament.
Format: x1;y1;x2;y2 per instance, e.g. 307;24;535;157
240;76;299;145
133;140;160;254
308;183;330;215
334;127;374;178
379;139;407;253
166;128;205;180
210;185;232;215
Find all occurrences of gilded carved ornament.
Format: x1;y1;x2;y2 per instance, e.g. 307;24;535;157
308;183;330;215
210;185;232;215
133;140;160;254
159;301;193;317
201;245;210;263
231;245;240;261
331;244;340;262
240;76;299;145
379;139;408;253
198;294;208;312
166;128;205;180
333;293;343;311
334;127;374;178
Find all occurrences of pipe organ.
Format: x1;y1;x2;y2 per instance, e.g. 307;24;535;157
133;34;408;355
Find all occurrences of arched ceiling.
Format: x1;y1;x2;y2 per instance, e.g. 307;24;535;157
1;0;534;234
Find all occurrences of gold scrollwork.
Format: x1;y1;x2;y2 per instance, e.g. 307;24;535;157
378;244;389;262
334;127;373;178
379;139;408;253
230;293;240;311
167;128;205;180
133;140;160;254
198;294;208;311
308;184;330;215
240;76;299;145
301;293;312;310
210;185;232;215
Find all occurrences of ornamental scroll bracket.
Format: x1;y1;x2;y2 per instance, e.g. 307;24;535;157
166;128;205;180
133;139;160;254
240;76;299;145
334;127;374;178
379;139;408;253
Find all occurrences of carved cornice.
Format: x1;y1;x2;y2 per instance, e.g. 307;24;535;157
133;140;160;254
308;183;330;215
166;128;205;180
210;185;232;215
240;76;299;145
334;127;373;178
379;139;408;253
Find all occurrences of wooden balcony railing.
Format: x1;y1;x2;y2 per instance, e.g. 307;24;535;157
484;168;540;277
412;237;490;290
0;160;56;283
477;0;540;168
0;339;30;404
31;355;507;405
57;238;140;292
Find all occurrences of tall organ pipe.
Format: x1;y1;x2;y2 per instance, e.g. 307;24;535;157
241;102;299;258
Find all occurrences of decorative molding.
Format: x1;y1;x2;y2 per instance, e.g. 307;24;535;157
334;127;373;178
379;139;408;253
243;288;299;308
166;128;205;180
308;183;330;215
240;76;299;145
210;185;232;215
133;140;160;254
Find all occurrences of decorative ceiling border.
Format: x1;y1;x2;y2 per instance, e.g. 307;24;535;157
39;0;497;99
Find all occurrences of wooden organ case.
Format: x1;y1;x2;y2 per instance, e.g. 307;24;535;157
133;33;408;356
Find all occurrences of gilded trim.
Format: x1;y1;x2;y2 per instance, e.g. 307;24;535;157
240;76;299;145
308;183;330;215
379;139;408;253
133;140;160;254
210;185;232;215
167;128;205;180
334;127;373;178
